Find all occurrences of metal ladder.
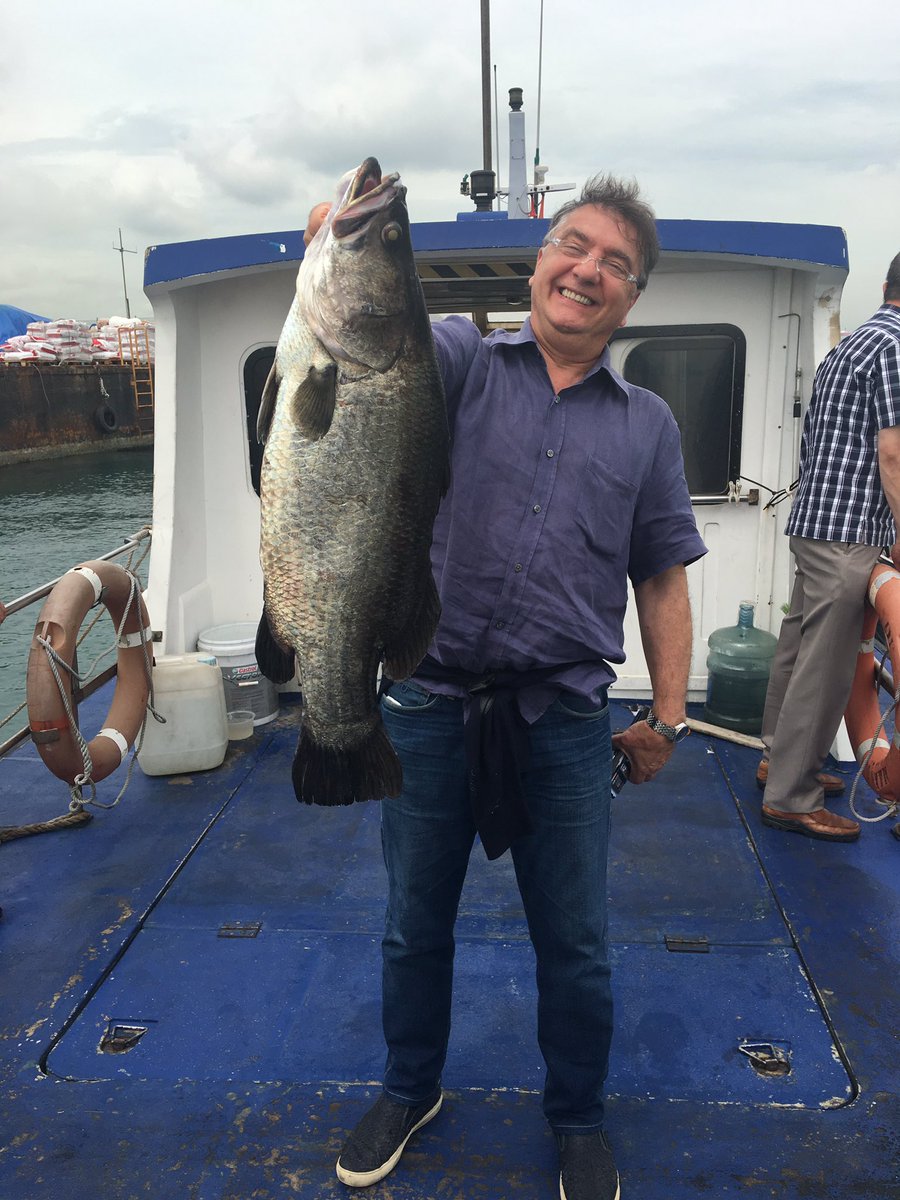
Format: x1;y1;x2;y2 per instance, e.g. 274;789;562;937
116;325;154;433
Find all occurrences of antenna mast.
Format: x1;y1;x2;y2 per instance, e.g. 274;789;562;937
480;0;492;174
460;0;498;210
534;0;544;186
113;227;136;318
493;63;501;207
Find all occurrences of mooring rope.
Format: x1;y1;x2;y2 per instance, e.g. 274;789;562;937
0;809;93;843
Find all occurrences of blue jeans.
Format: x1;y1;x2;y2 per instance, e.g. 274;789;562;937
379;681;613;1132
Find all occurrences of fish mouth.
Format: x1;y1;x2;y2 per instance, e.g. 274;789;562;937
332;157;403;239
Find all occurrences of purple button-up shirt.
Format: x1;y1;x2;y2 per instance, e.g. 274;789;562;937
418;315;706;720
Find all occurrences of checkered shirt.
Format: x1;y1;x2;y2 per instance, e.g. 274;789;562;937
786;303;900;546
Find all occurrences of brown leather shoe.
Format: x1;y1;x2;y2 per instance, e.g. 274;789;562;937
756;758;844;796
761;804;860;842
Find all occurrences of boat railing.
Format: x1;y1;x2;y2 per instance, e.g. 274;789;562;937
0;525;153;759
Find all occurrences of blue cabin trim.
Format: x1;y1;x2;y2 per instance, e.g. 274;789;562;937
655;219;848;268
143;232;304;288
143;218;848;289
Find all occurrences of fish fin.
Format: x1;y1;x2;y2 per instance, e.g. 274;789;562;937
294;362;338;439
291;723;402;806
256;363;280;444
382;570;441;681
255;612;296;685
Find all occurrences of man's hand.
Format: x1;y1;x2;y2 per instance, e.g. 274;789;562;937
303;201;331;247
611;719;675;784
303;168;392;247
620;562;692;785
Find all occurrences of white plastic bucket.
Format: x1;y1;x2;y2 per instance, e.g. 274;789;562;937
138;654;228;776
196;622;278;726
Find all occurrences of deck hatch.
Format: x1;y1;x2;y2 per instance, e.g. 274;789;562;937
738;1041;792;1076
664;935;710;953
217;921;262;938
39;724;853;1110
47;929;850;1107
99;1021;150;1054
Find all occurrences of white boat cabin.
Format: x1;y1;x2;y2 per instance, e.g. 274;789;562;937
143;214;848;702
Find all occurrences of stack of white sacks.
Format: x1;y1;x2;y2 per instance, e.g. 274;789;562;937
0;316;155;364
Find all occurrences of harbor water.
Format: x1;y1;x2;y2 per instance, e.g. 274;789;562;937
0;448;154;727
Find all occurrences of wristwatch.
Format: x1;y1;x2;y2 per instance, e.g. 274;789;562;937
646;710;690;743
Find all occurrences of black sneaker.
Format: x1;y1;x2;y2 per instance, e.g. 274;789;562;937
335;1091;443;1187
558;1131;620;1200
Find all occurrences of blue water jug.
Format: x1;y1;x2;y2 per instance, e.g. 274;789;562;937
703;603;777;734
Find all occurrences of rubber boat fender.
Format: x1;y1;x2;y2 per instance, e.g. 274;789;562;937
844;562;900;803
26;560;152;786
94;402;118;433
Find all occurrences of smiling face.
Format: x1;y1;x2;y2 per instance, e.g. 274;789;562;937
529;203;643;360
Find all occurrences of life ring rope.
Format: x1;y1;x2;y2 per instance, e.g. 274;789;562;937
34;629;103;806
26;561;161;811
848;700;899;824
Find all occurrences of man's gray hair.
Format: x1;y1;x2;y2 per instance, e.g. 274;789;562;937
886;252;900;302
547;174;660;291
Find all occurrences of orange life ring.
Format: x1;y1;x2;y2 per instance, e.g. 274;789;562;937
844;562;900;802
26;560;152;787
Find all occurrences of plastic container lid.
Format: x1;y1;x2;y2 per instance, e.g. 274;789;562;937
197;622;258;656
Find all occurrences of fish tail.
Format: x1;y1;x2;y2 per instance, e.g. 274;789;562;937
255;611;296;684
291;723;402;806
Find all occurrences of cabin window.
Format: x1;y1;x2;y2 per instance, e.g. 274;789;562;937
610;324;745;497
243;346;276;496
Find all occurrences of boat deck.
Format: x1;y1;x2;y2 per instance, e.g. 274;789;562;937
1;693;897;1198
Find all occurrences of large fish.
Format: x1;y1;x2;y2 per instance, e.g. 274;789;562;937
256;156;449;807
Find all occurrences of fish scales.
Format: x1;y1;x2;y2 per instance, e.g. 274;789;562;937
257;157;449;807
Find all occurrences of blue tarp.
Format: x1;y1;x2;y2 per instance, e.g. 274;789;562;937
0;304;50;343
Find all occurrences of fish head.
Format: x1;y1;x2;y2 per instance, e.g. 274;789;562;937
298;157;423;371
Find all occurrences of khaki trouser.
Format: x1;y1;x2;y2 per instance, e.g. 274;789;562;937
760;536;882;813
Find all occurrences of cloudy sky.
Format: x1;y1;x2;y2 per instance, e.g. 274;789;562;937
2;0;897;333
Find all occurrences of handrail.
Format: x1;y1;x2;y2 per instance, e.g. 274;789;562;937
876;664;895;695
0;526;152;621
691;493;758;506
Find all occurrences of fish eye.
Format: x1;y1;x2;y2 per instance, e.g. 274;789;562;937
382;223;401;245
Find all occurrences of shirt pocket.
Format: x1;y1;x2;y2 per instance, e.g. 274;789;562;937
573;454;638;563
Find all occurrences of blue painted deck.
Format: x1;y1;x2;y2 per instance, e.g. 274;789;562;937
1;693;897;1198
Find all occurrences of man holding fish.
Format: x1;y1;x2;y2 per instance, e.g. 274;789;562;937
281;169;705;1200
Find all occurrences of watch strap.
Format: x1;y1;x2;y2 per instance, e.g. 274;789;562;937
647;710;690;743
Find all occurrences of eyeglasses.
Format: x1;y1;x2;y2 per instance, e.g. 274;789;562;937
546;238;640;286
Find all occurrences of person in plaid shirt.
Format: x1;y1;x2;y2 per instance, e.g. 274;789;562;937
757;252;900;841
